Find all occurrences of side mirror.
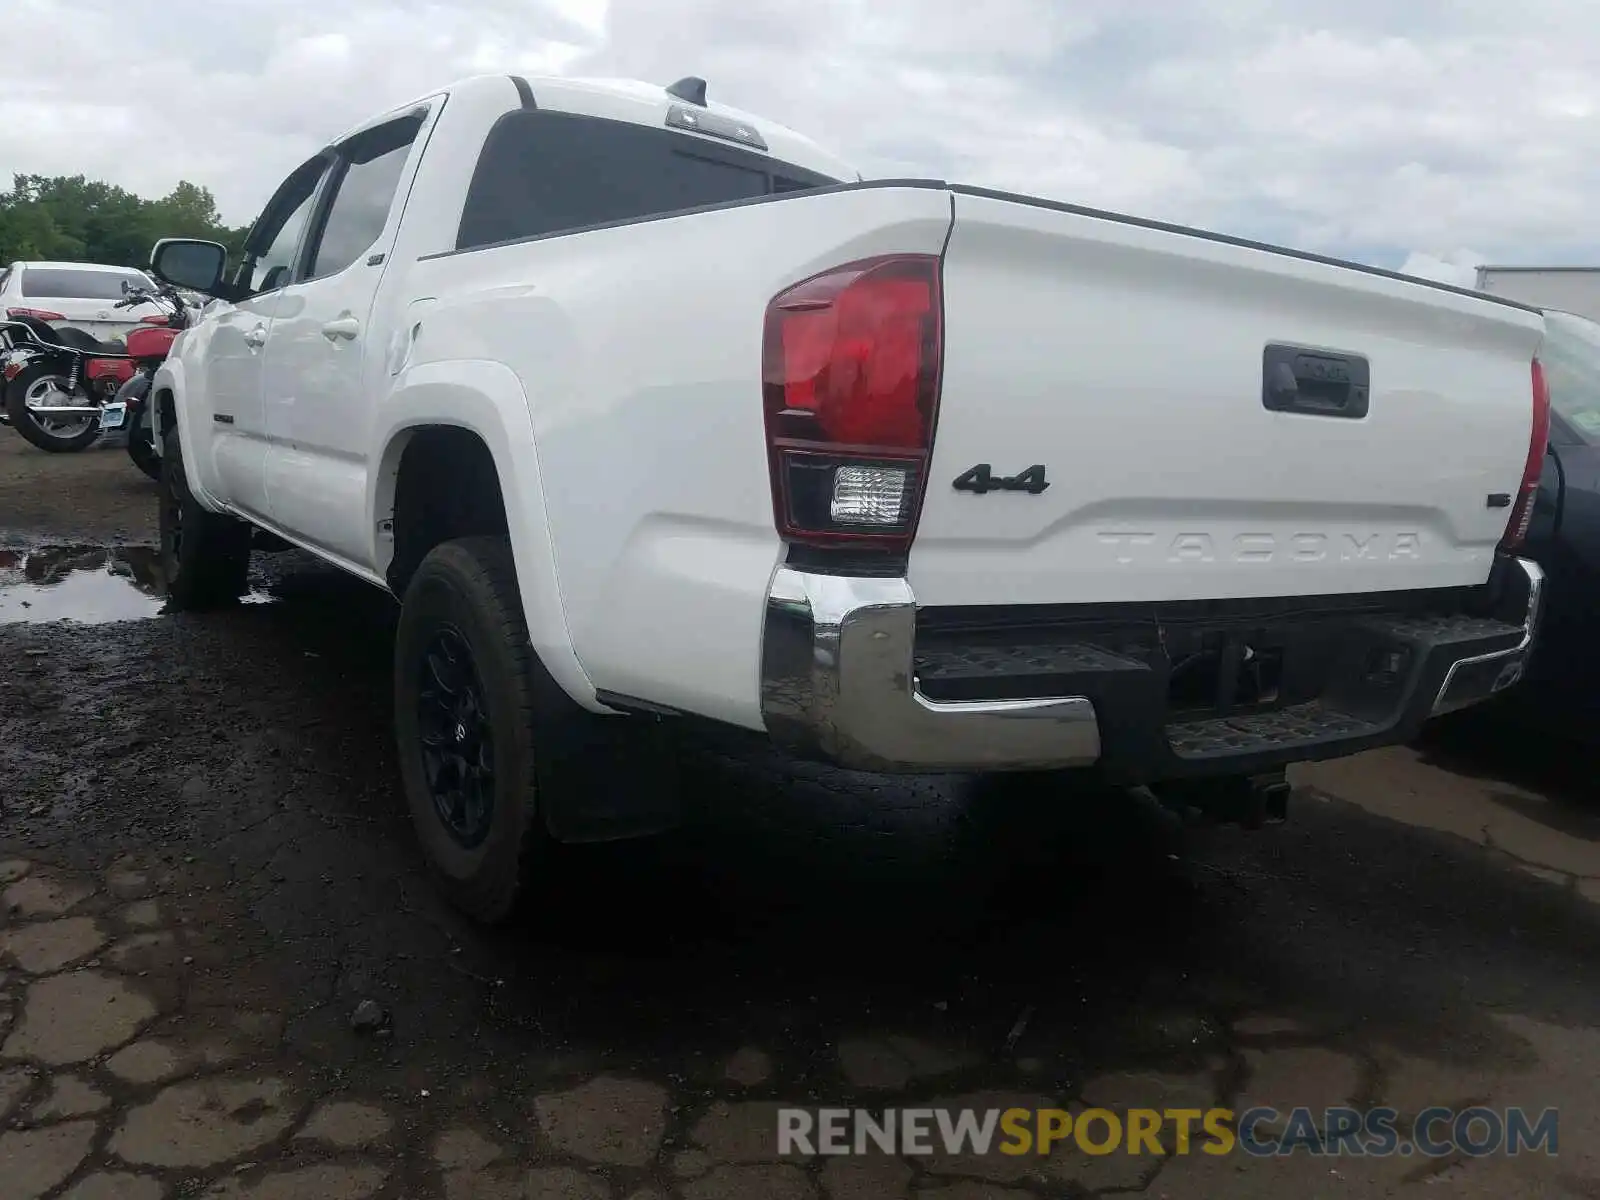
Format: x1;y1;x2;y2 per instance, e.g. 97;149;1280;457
150;238;230;297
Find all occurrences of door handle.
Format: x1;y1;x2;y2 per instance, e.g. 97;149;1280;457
321;316;360;342
243;325;266;349
1261;344;1370;420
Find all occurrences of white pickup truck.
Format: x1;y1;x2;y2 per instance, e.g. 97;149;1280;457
148;72;1550;923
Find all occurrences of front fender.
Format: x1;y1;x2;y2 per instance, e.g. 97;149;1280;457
150;358;224;510
374;359;597;711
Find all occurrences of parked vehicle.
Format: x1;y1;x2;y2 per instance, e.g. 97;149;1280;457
0;303;146;452
0;262;167;442
1470;308;1600;741
99;284;192;479
145;73;1551;924
0;261;164;341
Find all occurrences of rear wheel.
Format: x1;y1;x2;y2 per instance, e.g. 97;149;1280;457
159;424;251;609
394;537;551;923
4;364;101;452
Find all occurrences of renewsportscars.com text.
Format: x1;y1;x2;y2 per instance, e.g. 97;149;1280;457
777;1106;1559;1159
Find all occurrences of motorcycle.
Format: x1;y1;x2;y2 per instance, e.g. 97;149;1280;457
97;285;191;479
0;300;150;453
0;316;125;431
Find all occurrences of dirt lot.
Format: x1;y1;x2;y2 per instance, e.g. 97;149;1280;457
0;431;1598;1199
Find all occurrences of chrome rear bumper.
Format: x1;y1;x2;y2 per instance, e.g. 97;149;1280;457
1429;556;1544;716
759;568;1101;773
759;557;1545;778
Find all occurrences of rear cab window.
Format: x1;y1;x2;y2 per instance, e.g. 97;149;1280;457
456;109;841;251
21;268;152;300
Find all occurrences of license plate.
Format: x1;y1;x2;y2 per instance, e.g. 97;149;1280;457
101;403;126;430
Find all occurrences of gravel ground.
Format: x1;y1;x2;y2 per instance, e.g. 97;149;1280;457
0;431;1597;1199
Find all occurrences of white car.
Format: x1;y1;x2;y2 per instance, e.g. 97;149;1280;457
147;73;1548;924
0;260;165;344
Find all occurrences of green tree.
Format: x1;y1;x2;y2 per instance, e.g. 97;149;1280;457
0;173;245;270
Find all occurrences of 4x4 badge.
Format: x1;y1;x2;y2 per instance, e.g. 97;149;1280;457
952;464;1049;495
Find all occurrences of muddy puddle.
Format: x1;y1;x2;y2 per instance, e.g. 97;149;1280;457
0;544;270;623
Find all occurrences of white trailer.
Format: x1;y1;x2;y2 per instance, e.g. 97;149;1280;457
1476;265;1600;320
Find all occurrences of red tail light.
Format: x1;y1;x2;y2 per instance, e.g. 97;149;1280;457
1500;357;1552;551
762;255;943;552
6;307;64;322
139;315;169;325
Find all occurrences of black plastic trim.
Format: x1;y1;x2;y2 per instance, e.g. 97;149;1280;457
509;75;536;109
946;184;1544;314
594;690;682;717
915;585;1477;635
783;543;910;578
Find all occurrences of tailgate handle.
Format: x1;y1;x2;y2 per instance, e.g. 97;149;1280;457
1262;345;1370;419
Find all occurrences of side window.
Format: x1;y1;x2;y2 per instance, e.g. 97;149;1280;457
250;188;321;294
241;159;330;295
305;115;422;281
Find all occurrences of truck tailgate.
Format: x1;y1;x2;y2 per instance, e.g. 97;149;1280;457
910;190;1547;608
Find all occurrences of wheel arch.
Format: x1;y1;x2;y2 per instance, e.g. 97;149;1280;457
374;360;597;711
148;359;226;511
151;359;183;439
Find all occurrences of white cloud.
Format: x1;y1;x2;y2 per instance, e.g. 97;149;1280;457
1398;251;1487;288
2;0;1598;269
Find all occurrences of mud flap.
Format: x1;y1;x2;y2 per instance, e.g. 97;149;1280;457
537;713;684;843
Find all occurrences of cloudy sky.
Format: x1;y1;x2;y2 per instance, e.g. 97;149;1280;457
4;0;1598;284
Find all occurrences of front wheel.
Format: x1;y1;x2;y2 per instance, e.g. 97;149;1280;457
159;424;251;609
127;405;161;480
4;364;101;452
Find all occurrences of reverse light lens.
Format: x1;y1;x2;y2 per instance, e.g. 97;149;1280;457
830;464;909;526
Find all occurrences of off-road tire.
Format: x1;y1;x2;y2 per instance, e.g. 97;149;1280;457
128;405;161;480
394;537;560;924
4;364;101;452
159;424;251;609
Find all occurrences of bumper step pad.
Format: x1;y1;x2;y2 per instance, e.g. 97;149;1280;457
1166;700;1381;760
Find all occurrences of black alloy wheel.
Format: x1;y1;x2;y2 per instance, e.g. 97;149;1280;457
417;625;497;849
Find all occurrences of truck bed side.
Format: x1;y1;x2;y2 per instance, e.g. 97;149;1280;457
400;184;955;727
